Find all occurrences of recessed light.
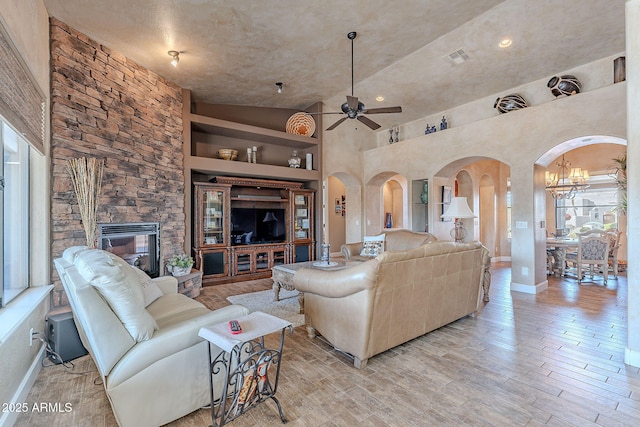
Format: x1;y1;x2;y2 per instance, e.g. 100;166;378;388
499;39;512;48
376;96;384;102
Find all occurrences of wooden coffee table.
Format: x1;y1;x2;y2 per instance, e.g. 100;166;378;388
272;260;359;313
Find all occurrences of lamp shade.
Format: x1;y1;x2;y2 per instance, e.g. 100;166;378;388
263;212;277;222
441;197;476;219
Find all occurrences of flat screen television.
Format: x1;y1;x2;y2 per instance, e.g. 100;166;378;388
231;208;287;245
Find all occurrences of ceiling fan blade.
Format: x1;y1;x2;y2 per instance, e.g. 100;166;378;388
326;117;348;131
347;95;359;111
363;106;402;114
305;111;344;115
357;115;381;130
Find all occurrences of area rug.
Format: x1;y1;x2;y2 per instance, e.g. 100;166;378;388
226;288;304;327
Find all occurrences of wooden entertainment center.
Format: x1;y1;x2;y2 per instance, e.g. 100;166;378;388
182;89;322;285
193;177;315;285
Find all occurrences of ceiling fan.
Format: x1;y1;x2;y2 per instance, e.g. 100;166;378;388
319;31;402;131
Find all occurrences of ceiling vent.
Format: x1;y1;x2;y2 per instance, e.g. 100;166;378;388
444;48;471;65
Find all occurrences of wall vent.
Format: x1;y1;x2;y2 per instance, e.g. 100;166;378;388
444;48;471;65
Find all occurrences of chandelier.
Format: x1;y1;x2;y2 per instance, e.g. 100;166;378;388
545;155;590;200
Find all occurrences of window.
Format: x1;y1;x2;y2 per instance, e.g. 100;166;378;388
554;175;619;235
1;117;30;307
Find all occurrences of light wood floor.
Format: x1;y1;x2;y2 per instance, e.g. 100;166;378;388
16;263;640;426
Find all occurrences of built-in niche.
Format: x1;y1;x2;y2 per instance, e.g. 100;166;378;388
383;179;404;229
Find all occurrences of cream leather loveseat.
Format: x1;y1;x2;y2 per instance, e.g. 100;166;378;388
340;229;438;261
294;241;490;368
54;247;248;427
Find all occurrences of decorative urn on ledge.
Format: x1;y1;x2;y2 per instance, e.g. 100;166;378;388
547;74;582;97
494;93;528;114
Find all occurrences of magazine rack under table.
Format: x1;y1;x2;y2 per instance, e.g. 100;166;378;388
199;312;293;427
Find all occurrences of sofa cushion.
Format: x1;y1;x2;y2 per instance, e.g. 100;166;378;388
360;234;386;257
74;249;158;342
385;230;436;251
132;267;163;307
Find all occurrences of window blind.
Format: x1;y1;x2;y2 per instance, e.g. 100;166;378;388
0;20;45;154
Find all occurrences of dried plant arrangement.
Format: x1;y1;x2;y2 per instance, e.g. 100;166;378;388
66;157;104;248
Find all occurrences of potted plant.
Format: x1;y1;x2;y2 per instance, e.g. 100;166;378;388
167;254;194;277
609;153;627;214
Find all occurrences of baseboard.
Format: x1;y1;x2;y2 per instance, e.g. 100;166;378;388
510;280;548;294
625;347;640;368
0;344;46;427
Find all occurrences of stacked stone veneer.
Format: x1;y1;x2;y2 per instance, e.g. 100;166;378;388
50;18;185;308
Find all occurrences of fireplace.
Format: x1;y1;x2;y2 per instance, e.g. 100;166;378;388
98;222;160;277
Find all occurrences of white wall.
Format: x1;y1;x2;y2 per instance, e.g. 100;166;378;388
624;0;640;368
324;52;626;294
0;0;52;423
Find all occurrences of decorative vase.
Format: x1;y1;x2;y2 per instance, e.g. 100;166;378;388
385;212;393;229
547;75;582;97
306;152;313;170
420;181;428;204
614;57;626;83
494;94;528;114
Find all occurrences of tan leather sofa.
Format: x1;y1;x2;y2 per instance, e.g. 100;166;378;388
54;247;248;427
340;229;438;261
294;241;491;368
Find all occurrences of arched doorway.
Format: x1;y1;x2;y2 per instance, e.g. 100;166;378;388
535;136;627;268
434;157;510;256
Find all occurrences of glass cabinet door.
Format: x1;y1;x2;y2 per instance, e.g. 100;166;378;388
293;194;311;241
202;189;225;246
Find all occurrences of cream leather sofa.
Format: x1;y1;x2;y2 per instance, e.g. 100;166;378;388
294;241;491;369
54;247;248;427
340;229;438;261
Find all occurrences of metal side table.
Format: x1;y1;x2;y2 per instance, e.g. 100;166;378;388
198;312;293;427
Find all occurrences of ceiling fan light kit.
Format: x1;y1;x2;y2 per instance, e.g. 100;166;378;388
320;31;402;131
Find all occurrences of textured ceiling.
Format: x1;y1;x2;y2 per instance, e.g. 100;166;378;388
43;0;626;130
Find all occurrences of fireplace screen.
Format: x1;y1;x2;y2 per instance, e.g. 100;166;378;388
98;222;160;277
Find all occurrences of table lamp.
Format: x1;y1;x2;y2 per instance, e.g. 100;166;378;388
441;196;476;242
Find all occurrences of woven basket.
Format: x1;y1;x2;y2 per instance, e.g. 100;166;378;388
286;112;316;136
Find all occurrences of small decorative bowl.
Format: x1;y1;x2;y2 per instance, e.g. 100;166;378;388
217;149;238;161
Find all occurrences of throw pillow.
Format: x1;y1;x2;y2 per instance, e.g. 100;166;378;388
74;249;158;342
360;233;386;257
132;267;163;307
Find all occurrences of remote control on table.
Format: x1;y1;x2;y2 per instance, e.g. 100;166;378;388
229;320;242;334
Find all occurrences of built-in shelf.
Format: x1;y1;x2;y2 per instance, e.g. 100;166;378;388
183;89;322;256
188;156;321;182
230;197;288;202
190;113;318;149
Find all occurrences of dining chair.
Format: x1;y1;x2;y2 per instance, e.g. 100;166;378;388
606;230;622;278
565;232;611;285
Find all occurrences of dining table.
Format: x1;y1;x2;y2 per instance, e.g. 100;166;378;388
546;237;579;276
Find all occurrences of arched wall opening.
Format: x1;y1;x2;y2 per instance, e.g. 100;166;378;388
535;135;627;269
433;157;510;256
365;172;407;235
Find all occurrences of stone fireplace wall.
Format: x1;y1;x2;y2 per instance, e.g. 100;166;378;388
50;18;185;308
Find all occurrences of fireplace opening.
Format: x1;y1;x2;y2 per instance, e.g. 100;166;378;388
98;222;160;277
